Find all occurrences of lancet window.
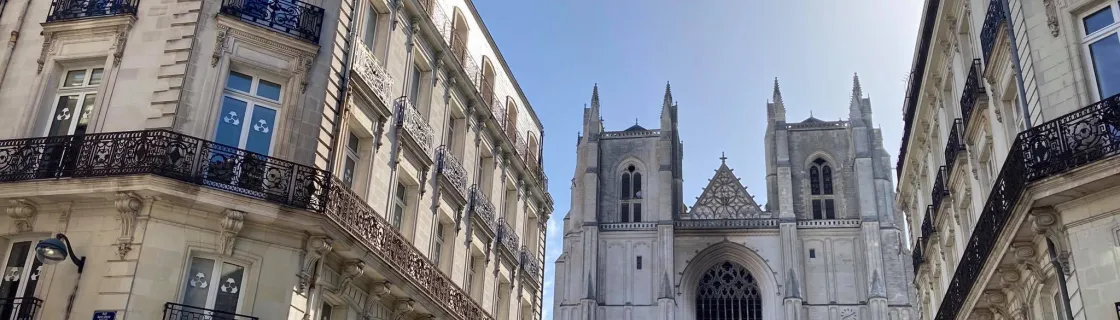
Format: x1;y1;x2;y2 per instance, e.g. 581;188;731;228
809;158;835;219
620;165;642;222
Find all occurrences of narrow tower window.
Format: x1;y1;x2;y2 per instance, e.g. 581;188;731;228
620;165;642;222
809;158;836;219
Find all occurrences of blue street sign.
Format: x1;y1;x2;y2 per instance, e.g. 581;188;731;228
93;310;117;320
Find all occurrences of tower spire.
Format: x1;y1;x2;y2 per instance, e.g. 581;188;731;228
772;77;783;105
662;81;673;107
850;73;866;123
851;73;863;101
585;83;603;136
768;77;786;122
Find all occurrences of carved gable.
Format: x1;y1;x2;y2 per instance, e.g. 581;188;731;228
686;161;766;219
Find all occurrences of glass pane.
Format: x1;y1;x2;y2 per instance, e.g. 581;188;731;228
811;200;822;219
182;257;216;309
409;66;422;105
822;166;833;195
321;303;334;320
1089;34;1120;98
256;79;282;101
1084;7;1115;35
63;70;86;87
88;68;104;86
363;7;377;49
620;203;630;222
0;242;31;320
347;132;360;153
825;199;835;219
620;173;630;200
48;96;80;136
396;183;406;201
632;173;642;198
245;105;277;155
633;203;642;222
392;203;404;231
343;156;357;187
809;166;821;195
214;262;245;314
214;96;248;147
226;71;253;92
74;94;97;136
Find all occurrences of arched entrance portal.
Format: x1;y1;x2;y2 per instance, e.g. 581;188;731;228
695;261;762;320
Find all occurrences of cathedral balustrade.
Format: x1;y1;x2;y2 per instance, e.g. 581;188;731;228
795;219;861;228
979;0;1005;63
395;96;435;157
945;119;965;177
960;59;986;128
436;146;468;199
0;128;494;320
599;222;656;231
675;219;778;229
784;120;848;130
601;130;660;138
930;93;1120;320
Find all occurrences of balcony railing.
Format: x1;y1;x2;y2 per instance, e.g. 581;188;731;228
0;130;329;209
920;205;935;245
945;119;965;176
513;132;527;163
911;241;924;276
931;93;1120;320
353;44;394;107
930;166;949;211
468;185;498;233
46;0;138;23
979;0;1004;63
519;246;542;284
163;302;258;320
491;96;507;132
497;219;519;255
395;97;434;156
219;0;324;43
0;297;42;320
960;59;987;127
436;146;467;198
0;129;494;320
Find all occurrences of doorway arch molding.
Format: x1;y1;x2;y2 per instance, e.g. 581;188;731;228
677;240;782;320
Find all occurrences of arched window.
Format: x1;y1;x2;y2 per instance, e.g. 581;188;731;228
809;158;835;219
696;261;761;320
620;165;642;222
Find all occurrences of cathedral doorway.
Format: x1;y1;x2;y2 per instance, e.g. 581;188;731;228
695;261;762;320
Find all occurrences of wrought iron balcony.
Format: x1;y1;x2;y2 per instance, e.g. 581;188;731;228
353;44;393;107
491;96;507;132
960;59;987;126
0;130;329;209
468;185;498;234
46;0;137;23
920;205;935;245
418;0;451;44
520;246;542;285
932;93;1120;320
394;97;434;156
163;302;257;320
497;219;519;255
930;166;949;211
436;146;467;198
911;241;924;276
0;297;42;320
219;0;324;43
979;0;1005;63
945;119;965;176
514;132;528;163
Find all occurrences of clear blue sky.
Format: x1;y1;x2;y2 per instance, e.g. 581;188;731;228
471;0;924;318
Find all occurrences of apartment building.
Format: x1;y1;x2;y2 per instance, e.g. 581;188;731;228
898;0;1120;319
0;0;552;319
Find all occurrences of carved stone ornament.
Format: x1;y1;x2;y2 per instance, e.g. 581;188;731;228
1031;208;1072;275
1044;0;1060;36
686;161;767;219
219;209;245;256
212;23;317;92
6;199;37;233
114;192;142;259
212;25;231;67
333;260;364;294
298;236;334;293
110;24;132;67
37;18;135;73
391;298;414;320
365;281;391;315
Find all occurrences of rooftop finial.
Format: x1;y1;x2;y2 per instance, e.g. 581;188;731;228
720;152;727;164
635;118;639;125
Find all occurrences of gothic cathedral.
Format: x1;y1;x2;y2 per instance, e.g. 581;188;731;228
552;76;916;320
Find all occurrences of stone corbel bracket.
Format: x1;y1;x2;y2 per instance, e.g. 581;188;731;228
1030;207;1071;275
391;298;414;320
6;199;38;233
219;209;246;256
114;192;142;259
332;260;364;294
363;280;391;318
298;235;334;293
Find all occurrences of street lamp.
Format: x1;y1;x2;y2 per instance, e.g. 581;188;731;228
35;233;86;274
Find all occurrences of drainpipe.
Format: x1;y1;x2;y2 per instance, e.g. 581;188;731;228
326;0;361;171
1048;238;1075;320
997;0;1034;129
0;0;34;93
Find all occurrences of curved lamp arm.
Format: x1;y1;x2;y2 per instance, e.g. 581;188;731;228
56;233;86;274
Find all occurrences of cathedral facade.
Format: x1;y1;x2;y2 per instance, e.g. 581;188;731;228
552;78;915;320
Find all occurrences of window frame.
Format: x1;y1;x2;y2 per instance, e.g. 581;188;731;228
44;67;105;137
1079;2;1120;101
808;158;836;219
0;238;45;306
431;222;445;268
342;131;361;188
361;1;379;51
215;70;284;155
392;182;408;231
619;165;643;222
178;254;251;315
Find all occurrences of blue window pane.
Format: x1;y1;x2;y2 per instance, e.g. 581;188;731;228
1084;7;1115;35
245;106;277;155
226;72;252;92
215;96;248;147
1089;34;1120;98
256;80;282;101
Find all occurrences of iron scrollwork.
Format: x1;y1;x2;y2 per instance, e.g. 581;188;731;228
395;97;435;156
46;0;139;23
436;146;468;198
219;0;325;43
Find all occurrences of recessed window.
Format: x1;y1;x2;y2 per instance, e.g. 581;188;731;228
431;223;445;267
48;68;103;137
319;303;333;320
809;249;816;258
636;256;643;270
392;183;408;231
409;64;423;107
180;256;247;315
1081;4;1120;99
362;2;378;50
620;165;643;222
809;158;836;219
342;131;360;187
0;240;43;316
215;71;281;155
